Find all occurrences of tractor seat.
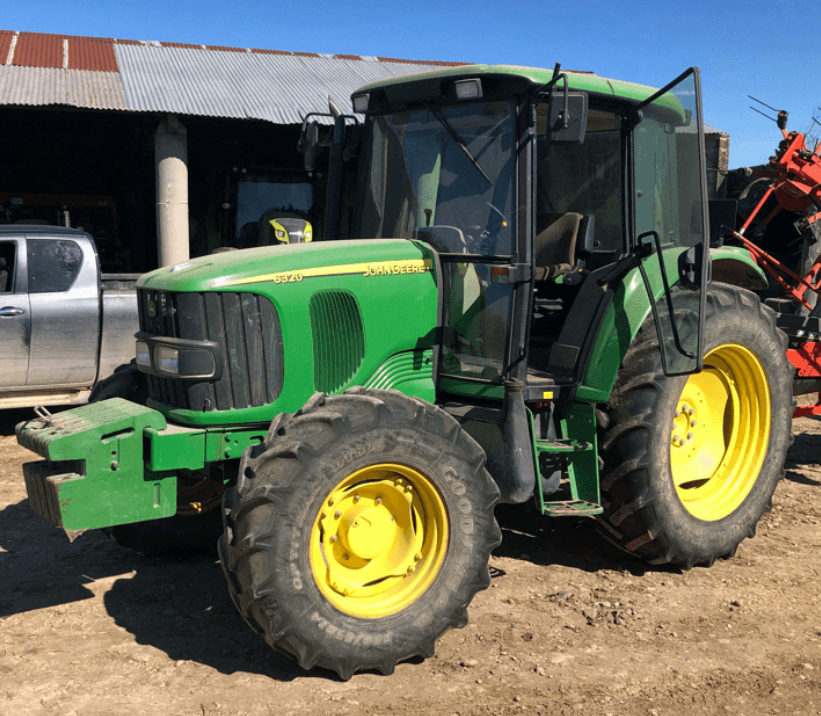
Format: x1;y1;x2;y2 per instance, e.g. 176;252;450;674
534;212;593;282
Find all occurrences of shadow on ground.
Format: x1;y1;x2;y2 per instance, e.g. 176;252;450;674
492;504;674;577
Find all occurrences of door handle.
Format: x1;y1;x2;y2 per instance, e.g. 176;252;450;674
0;306;25;316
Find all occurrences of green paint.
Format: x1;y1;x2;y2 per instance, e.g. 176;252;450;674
143;239;440;427
18;399;176;531
353;64;684;119
363;349;435;401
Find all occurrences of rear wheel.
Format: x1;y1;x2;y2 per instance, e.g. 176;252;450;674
219;388;501;679
598;284;793;568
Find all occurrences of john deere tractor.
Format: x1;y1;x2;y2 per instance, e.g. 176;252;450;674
17;65;792;679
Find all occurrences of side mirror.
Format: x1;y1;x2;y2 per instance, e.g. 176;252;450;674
538;92;588;145
299;121;321;172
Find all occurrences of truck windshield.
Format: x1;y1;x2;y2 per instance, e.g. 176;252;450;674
357;100;516;256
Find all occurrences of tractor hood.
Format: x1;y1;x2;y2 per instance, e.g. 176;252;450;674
137;239;437;293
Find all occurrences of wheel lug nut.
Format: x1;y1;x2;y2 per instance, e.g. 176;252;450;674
343;553;350;560
672;434;680;444
690;419;697;427
686;432;694;442
353;494;360;503
334;510;342;518
675;410;681;417
330;535;338;543
414;553;422;561
375;497;382;505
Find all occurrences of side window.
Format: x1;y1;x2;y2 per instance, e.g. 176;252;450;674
536;108;624;254
0;241;15;292
28;239;83;293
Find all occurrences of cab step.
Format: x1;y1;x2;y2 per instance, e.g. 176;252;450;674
541;499;603;517
535;439;593;453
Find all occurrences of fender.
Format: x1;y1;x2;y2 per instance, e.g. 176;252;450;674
575;246;765;404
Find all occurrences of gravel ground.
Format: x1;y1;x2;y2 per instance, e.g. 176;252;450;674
1;406;819;716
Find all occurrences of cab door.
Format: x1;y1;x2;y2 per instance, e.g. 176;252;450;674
632;67;710;375
0;238;31;387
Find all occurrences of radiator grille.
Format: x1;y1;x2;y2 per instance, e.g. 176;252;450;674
138;289;283;411
309;290;365;393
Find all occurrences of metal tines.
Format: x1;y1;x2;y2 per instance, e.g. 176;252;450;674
33;404;55;429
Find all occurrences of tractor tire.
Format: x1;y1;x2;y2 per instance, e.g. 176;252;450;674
218;388;501;680
597;284;793;568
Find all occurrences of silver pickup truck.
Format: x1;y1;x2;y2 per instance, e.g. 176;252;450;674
0;225;140;410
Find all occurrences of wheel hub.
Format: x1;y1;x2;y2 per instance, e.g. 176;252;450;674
340;504;397;560
669;343;771;521
310;463;448;618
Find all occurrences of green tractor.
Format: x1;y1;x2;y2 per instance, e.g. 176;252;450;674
17;64;792;679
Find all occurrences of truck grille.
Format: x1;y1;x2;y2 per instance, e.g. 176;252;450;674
138;289;283;411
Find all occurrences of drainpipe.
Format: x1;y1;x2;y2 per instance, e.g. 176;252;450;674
155;114;189;267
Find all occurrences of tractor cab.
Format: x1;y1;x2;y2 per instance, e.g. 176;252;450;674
341;66;713;510
348;66;711;402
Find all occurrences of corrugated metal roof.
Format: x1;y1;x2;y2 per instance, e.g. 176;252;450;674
114;43;449;123
68;36;118;72
0;65;127;109
0;31;13;64
12;32;63;68
0;29;465;122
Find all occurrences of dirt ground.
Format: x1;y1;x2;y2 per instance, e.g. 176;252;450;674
1;405;819;716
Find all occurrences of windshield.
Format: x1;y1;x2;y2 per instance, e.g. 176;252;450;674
357;100;516;256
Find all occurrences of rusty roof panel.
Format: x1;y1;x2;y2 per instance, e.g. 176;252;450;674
13;32;63;68
114;43;455;124
162;42;202;50
68;36;118;72
0;65;126;110
0;31;13;64
250;48;290;56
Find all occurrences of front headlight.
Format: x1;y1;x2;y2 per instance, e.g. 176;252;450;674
155;345;180;375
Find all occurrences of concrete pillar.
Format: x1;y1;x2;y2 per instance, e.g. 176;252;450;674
155;114;189;267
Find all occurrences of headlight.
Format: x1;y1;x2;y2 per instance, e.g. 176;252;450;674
136;341;151;368
352;93;369;113
155;345;180;375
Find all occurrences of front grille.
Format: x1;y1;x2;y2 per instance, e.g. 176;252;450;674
138;289;283;411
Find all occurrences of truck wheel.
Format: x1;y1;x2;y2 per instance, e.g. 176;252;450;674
88;360;147;404
219;388;501;679
598;284;793;568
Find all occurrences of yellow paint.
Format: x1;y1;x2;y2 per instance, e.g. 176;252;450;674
217;259;434;288
669;343;771;521
309;463;449;619
542;391;554;400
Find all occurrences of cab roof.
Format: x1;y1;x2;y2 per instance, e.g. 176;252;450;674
352;63;683;115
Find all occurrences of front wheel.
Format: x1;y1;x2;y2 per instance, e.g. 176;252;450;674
219;388;501;679
598;284;793;568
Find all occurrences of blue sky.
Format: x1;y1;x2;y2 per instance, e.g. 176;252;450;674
3;0;819;168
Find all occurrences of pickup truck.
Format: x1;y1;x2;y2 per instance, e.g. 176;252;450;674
0;225;140;410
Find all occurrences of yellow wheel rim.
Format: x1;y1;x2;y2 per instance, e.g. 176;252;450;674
310;463;449;619
670;343;771;521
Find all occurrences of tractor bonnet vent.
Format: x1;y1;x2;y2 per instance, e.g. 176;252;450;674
309;290;365;393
